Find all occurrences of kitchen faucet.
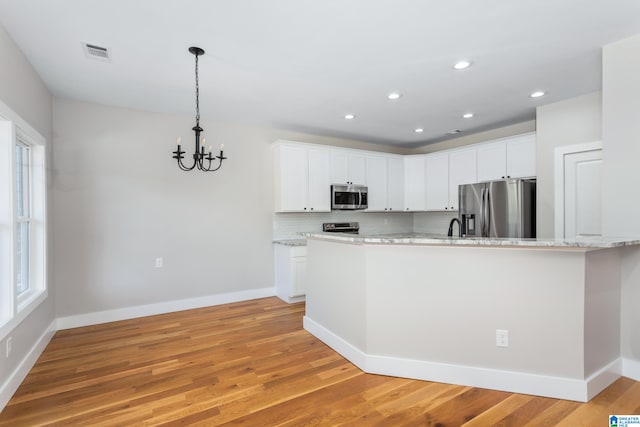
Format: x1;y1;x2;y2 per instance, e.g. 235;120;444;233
447;217;461;237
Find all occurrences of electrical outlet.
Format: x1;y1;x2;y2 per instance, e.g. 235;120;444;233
155;257;163;268
496;329;509;347
6;337;12;358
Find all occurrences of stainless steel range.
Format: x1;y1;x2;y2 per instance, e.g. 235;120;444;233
322;222;359;234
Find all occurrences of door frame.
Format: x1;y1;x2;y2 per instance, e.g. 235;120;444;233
554;141;602;239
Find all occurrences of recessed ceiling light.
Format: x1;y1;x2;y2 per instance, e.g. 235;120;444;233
387;92;402;100
530;91;546;98
415;128;424;133
453;60;471;70
447;129;461;135
344;114;355;120
463;113;474;119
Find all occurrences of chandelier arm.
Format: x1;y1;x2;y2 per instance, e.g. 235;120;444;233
177;156;197;171
204;157;225;172
173;147;196;171
196;149;208;171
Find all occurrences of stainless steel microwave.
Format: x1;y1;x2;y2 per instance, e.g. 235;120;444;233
331;184;368;210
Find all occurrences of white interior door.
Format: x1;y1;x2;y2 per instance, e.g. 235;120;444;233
555;142;602;239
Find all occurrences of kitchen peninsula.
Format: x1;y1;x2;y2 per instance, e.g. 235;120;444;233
301;232;640;402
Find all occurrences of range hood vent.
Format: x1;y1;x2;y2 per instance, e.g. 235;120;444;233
82;42;111;61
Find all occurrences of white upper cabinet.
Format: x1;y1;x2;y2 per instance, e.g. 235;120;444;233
330;151;367;185
425;153;450;211
403;156;426;211
274;143;331;212
365;155;404;211
477;133;536;181
277;144;308;211
506;134;536;178
386;157;404;211
448;148;477;211
477;142;507;182
365;156;387;211
307;148;331;211
425;148;477;211
274;134;534;214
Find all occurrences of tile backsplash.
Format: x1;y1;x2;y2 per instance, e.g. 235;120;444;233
273;211;413;240
413;211;459;235
273;210;458;240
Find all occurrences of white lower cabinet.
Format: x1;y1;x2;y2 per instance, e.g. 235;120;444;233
274;244;307;303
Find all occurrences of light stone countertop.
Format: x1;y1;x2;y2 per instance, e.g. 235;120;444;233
300;232;640;249
272;238;307;247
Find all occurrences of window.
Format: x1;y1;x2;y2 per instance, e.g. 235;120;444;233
0;100;47;341
15;140;31;297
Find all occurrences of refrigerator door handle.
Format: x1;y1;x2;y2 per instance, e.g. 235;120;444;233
481;187;491;237
484;188;491;237
481;188;486;237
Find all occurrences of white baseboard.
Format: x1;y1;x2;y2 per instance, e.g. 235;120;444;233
0;320;56;411
586;359;623;400
304;316;620;402
303;316;367;369
57;287;276;330
623;357;640;381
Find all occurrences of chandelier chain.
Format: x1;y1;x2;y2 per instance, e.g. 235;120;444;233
195;52;200;126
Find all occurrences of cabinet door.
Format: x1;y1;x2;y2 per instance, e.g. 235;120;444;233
476;141;506;181
507;134;536;178
279;145;308;211
365;156;387;211
387;157;404;211
330;151;367;185
349;155;367;185
425;153;449;211
449;148;477;211
291;255;307;297
403;156;426;211
308;149;331;212
330;151;349;184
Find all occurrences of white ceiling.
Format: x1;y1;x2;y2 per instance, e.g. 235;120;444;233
1;0;640;147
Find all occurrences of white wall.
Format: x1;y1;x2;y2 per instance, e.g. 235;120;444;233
0;24;55;401
535;92;602;238
53;98;403;318
602;33;640;373
602;35;640;237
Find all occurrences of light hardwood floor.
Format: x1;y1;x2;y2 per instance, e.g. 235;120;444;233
1;297;638;426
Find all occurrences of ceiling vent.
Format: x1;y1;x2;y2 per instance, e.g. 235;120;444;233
82;42;111;61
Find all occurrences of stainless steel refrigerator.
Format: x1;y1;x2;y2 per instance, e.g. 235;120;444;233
458;179;536;238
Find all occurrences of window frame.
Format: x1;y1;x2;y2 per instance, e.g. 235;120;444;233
0;99;48;342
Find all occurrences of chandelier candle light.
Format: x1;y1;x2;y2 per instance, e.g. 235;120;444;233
173;46;227;172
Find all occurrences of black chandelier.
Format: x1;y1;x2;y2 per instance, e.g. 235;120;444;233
173;46;226;172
